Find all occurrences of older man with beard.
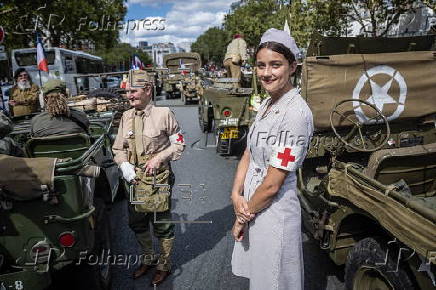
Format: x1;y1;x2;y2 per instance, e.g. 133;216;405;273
9;68;40;117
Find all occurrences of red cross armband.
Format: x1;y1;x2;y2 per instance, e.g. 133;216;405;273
169;132;185;145
269;145;304;171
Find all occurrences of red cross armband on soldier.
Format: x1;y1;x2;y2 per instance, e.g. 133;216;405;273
269;145;304;172
169;132;185;145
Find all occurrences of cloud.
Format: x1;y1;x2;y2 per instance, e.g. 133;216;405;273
128;0;174;7
121;0;234;46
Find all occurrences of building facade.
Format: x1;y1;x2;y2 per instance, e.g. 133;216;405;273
139;42;191;67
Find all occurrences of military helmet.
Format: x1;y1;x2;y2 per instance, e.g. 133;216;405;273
0;111;13;139
128;69;154;88
42;79;67;95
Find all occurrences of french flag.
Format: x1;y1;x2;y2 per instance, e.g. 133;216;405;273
131;54;144;70
36;33;49;72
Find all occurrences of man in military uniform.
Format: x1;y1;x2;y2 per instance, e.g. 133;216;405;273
9;69;40;117
223;34;248;87
30;80;89;137
112;70;185;285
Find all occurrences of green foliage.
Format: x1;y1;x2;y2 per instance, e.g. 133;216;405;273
344;0;432;37
194;0;434;62
94;43;152;67
223;0;287;48
0;0;126;50
289;0;349;48
191;27;229;64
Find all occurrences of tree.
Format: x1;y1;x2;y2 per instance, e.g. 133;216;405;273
344;0;435;37
94;43;152;70
223;0;288;48
191;27;229;64
0;0;126;50
289;0;349;48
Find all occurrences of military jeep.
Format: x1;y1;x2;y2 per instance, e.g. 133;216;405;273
0;114;120;289
198;77;255;156
298;34;436;289
162;52;202;100
180;74;203;105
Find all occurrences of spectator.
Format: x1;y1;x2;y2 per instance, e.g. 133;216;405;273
9;68;40;117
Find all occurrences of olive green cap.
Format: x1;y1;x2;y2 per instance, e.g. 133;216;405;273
42;79;66;95
129;69;153;88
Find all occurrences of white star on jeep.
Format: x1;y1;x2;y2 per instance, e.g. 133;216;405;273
367;77;397;112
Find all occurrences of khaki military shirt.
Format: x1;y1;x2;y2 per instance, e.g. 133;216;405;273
112;104;185;166
224;38;248;62
9;84;40;117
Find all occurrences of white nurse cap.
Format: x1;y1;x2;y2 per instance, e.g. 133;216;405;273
259;28;300;57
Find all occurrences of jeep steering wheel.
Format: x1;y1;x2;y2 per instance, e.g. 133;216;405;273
329;99;390;152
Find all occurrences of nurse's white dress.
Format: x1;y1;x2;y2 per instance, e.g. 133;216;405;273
232;88;314;290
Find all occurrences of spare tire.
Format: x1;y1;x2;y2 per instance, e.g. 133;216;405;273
88;88;121;99
345;237;416;290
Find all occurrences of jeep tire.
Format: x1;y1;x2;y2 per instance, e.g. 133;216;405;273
88;88;121;99
345;237;415;290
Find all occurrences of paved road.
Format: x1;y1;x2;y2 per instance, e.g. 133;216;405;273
109;98;345;290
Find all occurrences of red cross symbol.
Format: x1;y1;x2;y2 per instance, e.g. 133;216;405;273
176;133;184;143
277;148;295;167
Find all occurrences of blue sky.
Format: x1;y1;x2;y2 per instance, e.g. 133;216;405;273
120;0;235;46
125;3;172;19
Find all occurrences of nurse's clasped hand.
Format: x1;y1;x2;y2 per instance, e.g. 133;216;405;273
232;219;245;242
232;195;255;224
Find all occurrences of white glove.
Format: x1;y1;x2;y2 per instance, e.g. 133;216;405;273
120;162;136;182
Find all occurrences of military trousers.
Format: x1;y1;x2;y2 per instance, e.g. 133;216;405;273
128;204;175;271
128;204;175;241
223;58;241;87
126;168;175;271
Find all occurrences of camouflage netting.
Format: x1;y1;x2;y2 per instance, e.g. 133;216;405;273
302;51;436;130
328;168;436;258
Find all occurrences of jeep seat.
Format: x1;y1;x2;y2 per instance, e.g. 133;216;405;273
25;133;91;159
363;143;436;195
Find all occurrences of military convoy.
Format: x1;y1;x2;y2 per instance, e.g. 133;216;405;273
161;52;202;103
2;29;436;289
298;34;436;289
